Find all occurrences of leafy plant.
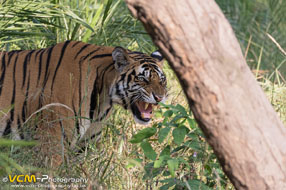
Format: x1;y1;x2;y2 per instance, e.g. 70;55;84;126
129;104;233;189
0;0;154;52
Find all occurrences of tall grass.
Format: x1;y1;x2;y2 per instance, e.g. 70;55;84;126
216;0;286;79
0;0;285;189
0;0;154;51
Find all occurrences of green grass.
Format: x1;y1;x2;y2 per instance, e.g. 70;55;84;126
0;0;285;189
216;0;286;78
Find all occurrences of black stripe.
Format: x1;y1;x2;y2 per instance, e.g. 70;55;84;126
0;53;6;96
22;50;35;88
118;73;126;83
121;74;129;103
89;65;102;120
127;73;132;87
89;54;112;60
3;55;17;136
115;83;127;109
152;65;162;74
74;44;90;60
3;118;12;136
51;40;71;91
122;99;127;109
127;70;136;89
7;51;16;66
43;46;54;85
37;49;45;86
22;72;30;121
17;117;24;139
131;70;136;75
98;63;114;94
78;62;82;115
79;48;101;62
38;70;50;110
72;104;80;136
141;64;150;68
35;48;44;61
128;88;141;93
110;99;113;107
130;94;139;101
72;41;81;48
38;46;54;106
78;64;82;114
128;51;144;55
89;79;98;120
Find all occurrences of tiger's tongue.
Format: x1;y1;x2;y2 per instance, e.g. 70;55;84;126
137;101;153;119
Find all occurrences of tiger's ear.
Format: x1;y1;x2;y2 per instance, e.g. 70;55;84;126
151;50;164;67
151;50;163;61
112;46;130;72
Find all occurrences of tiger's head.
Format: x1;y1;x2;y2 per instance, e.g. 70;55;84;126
111;47;167;125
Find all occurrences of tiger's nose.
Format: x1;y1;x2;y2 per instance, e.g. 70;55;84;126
153;93;163;102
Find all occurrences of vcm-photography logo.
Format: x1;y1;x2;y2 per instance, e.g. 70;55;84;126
2;174;88;184
2;175;37;183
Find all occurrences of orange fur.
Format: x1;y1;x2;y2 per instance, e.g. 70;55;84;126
0;41;167;165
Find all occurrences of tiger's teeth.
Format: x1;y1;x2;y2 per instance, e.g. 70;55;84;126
141;113;153;118
144;103;149;110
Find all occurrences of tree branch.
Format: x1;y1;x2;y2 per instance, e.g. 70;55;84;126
125;0;286;189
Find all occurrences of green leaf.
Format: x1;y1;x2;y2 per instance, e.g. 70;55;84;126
0;139;37;146
143;162;161;180
126;158;143;169
64;9;94;32
172;125;187;145
159;180;176;190
204;164;212;174
129;127;157;144
187;118;197;128
100;0;113;29
171;146;185;154
82;3;104;42
187;133;198;139
154;110;163;118
184;140;201;151
160;145;171;157
187;180;211;190
155;145;172;168
178;157;190;169
163;110;173;118
140;141;157;161
170;114;185;124
158;126;171;143
159;103;172;109
175;104;188;115
167;159;178;177
154;156;165;168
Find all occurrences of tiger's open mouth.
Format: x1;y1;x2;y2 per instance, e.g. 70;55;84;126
131;100;158;124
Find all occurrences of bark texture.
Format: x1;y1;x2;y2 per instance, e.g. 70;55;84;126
125;0;286;189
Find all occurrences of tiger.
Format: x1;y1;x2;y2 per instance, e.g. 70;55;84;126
0;40;167;162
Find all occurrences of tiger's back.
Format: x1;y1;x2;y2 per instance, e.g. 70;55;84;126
0;41;114;140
